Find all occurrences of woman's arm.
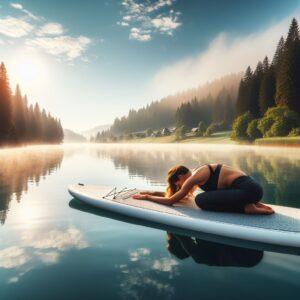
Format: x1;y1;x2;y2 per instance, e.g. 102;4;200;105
133;176;198;206
140;191;165;196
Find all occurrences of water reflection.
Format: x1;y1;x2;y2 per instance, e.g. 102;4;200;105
167;233;263;267
0;146;63;224
91;144;300;208
0;226;88;284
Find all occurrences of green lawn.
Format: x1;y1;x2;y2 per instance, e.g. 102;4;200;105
120;131;235;144
255;136;300;146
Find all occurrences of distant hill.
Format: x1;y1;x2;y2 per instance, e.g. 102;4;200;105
64;129;87;142
81;124;111;138
110;73;242;134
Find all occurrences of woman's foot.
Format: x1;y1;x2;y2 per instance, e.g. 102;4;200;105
244;203;274;215
255;202;275;214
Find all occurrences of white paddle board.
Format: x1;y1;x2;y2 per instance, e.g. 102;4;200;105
68;183;300;248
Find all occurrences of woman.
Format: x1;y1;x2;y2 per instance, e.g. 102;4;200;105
133;164;274;214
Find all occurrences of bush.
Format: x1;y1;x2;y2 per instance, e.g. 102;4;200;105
175;126;188;140
267;119;289;137
146;128;153;137
205;123;219;136
258;106;300;137
288;127;300;137
231;112;253;140
246;119;262;141
197;121;206;136
257;116;273;136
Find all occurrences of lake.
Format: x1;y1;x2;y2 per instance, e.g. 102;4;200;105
0;143;300;300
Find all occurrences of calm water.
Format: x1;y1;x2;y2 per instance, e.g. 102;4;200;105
1;143;300;300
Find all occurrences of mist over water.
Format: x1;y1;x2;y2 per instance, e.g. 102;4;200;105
0;144;300;300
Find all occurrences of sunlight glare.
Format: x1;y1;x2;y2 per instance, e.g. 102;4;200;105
9;53;48;88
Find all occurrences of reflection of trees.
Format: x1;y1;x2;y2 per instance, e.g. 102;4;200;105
0;147;63;224
91;145;300;208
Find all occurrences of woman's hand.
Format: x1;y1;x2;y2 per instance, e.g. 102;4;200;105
132;193;149;200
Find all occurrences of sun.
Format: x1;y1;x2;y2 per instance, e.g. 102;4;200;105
9;53;48;88
17;59;39;81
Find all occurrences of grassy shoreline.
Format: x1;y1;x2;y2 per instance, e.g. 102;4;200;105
255;137;300;146
120;131;235;144
118;131;300;146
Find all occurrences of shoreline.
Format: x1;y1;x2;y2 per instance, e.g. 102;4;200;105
114;132;300;147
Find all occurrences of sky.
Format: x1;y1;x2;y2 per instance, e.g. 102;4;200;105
0;0;299;132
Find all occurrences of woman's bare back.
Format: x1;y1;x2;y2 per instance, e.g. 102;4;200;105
193;164;246;189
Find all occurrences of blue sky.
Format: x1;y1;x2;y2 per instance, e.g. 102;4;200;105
0;0;299;132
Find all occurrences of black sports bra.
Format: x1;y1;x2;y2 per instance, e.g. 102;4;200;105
199;164;222;191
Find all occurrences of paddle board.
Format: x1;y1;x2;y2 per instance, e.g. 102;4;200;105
68;183;300;248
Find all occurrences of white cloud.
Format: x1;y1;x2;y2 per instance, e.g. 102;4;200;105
10;3;23;10
146;0;175;13
10;2;40;21
0;16;34;37
117;21;129;27
1;5;92;61
26;35;91;60
151;15;181;35
149;12;300;98
119;0;181;41
37;22;64;36
129;27;151;41
123;15;132;22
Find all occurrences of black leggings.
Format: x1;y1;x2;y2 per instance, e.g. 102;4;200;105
195;176;263;213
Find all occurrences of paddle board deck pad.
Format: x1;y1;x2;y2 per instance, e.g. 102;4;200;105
68;184;300;248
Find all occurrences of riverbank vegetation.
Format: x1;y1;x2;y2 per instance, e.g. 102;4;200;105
0;63;63;146
231;18;300;142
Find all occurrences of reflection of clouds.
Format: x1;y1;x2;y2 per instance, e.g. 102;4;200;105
0;246;30;269
118;248;180;299
7;277;19;284
0;227;88;284
129;247;150;261
152;258;178;273
35;250;60;264
22;228;88;250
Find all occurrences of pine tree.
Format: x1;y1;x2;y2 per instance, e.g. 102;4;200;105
272;36;285;71
33;103;42;141
0;63;12;142
224;94;235;126
259;57;276;114
236;66;252;116
276;18;300;113
12;84;27;142
250;61;264;118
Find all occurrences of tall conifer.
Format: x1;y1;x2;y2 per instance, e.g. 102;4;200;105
276;18;300;112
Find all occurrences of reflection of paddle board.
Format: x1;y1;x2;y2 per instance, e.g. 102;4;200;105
68;184;300;248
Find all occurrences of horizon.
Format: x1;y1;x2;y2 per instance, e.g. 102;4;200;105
0;0;299;132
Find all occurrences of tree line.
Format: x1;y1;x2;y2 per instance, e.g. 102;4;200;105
232;18;300;140
109;73;241;135
0;62;63;145
175;87;236;129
